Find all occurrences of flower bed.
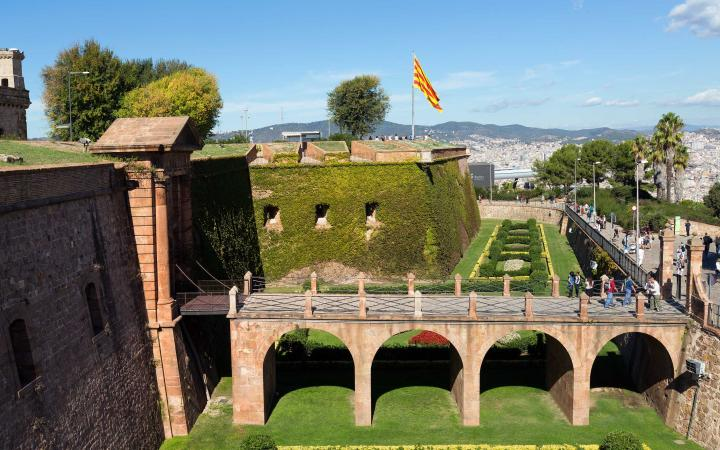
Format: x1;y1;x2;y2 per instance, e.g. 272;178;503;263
409;330;451;346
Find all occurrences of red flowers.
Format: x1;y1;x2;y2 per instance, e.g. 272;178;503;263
409;330;450;346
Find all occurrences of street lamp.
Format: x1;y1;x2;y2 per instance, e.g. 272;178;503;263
592;161;600;218
67;70;90;142
574;157;581;205
635;157;648;265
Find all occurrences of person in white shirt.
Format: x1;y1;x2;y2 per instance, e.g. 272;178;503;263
637;247;644;266
645;276;661;311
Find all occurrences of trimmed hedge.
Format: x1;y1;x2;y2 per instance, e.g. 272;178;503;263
599;431;642;450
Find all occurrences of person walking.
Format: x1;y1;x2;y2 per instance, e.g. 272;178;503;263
637;246;645;267
645;275;661;311
622;275;636;307
715;235;720;255
604;274;617;308
567;271;576;298
685;220;691;237
703;232;712;256
585;276;594;299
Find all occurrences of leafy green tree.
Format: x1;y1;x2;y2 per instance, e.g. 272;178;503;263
533;144;581;190
41;40;131;140
117;68;223;139
578;139;613;183
703;182;720;217
327;75;389;138
608;141;637;186
123;58;193;88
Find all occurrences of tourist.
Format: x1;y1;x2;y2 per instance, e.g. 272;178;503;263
622;275;636;307
585;276;594;299
613;227;619;242
703;232;712;255
604;274;617;308
567;271;581;298
715;235;720;255
685;220;691;237
637;246;645;266
645;275;661;311
622;233;629;254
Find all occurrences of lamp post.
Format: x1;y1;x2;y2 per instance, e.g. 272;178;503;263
592;161;600;218
67;70;90;142
574;157;581;205
635;158;648;264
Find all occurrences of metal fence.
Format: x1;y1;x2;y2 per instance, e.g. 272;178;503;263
565;204;649;285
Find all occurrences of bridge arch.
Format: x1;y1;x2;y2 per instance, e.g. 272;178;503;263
259;325;357;422
369;328;466;425
478;327;578;424
589;330;676;418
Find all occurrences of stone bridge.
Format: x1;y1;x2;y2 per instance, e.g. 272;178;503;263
219;289;688;428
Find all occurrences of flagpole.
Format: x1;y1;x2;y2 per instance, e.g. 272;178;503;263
411;52;415;140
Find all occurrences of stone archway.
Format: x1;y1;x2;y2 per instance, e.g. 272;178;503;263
590;331;675;418
479;328;577;424
369;328;466;425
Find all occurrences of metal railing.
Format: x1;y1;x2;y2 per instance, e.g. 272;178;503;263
565;204;649;285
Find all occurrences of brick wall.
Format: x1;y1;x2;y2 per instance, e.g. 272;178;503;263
0;164;164;449
668;323;720;449
479;200;565;225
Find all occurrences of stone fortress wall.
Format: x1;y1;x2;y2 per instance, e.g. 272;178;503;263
0;164;164;449
478;200;565;225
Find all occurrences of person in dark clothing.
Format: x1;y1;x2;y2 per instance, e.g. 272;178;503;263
685;220;691;236
715;235;720;255
703;233;712;255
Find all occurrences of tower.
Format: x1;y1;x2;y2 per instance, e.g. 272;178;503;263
0;48;31;139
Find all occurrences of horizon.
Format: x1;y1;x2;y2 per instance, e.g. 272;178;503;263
4;0;720;138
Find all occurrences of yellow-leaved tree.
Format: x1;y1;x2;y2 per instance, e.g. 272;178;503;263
117;68;222;138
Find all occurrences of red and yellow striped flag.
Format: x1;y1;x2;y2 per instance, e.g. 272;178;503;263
413;56;443;112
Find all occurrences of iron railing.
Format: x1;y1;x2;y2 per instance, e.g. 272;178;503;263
565;204;649;285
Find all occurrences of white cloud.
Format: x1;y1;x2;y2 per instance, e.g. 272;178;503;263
483;97;550;113
572;0;584;10
434;71;495;90
683;88;720;105
667;0;720;37
581;97;639;107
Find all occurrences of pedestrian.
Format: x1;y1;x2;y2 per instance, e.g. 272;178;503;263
585;276;594;299
715;235;720;255
574;272;582;297
567;271;576;298
637;246;644;266
622;233;629;254
645;275;661;311
613;227;619;241
685;220;691;237
703;232;712;255
622;275;636;306
604;274;616;308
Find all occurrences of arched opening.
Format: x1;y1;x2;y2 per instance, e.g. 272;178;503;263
10;319;36;387
370;329;463;425
480;330;575;423
84;283;104;335
262;328;354;423
1;78;8;87
590;332;674;417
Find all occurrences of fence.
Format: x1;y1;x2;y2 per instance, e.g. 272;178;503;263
565;204;649;285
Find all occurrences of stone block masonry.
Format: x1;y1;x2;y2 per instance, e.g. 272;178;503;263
479;200;565;225
0;164;164;449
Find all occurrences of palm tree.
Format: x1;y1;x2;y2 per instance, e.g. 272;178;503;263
648;133;666;199
631;135;648;196
673;145;689;202
652;112;685;202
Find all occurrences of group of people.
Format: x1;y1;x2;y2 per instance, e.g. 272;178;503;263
567;271;662;311
367;134;412;141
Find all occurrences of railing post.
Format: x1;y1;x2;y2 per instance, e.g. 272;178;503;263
228;285;238;317
551;275;560;298
414;291;422;319
503;274;511;297
358;272;366;295
579;293;589;322
468;291;478;319
407;272;415;296
304;290;313;318
636;292;645;320
524;292;533;319
310;271;318;295
358;292;367;319
454;273;462;297
243;271;252;296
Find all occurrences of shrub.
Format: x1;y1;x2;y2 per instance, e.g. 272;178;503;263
643;212;667;232
409;330;450;346
527;218;537;228
599;431;642;450
502;219;512;228
240;434;277;450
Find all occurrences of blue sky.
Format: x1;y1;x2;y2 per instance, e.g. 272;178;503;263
3;0;720;138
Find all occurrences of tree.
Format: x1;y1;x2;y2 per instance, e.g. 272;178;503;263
674;145;689;202
652;112;685;202
117;68;223;139
42;40;130;140
533;144;581;190
608;141;637;186
123;58;193;89
577;139;613;184
703;182;720;217
327;75;389;138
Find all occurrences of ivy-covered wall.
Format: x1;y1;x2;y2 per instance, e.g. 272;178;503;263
249;158;480;279
190;156;480;281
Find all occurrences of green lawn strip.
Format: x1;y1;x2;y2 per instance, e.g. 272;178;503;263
191;143;252;160
162;378;699;449
543;223;582;279
452;219;502;277
307;329;420;348
0;140;108;166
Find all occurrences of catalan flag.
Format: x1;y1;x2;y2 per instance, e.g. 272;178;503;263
413;56;443;112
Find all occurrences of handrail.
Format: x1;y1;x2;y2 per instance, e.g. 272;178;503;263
564;204;649;285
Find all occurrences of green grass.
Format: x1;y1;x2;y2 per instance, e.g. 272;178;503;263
191;143;252;160
312;141;348;153
0;140;108;166
162;377;700;449
543;223;582;278
453;220;501;277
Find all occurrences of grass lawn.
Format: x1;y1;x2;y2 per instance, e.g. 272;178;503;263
453;219;501;277
191;143;252;160
0;140;108;167
308;329;420;348
161;376;700;449
543;223;582;279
